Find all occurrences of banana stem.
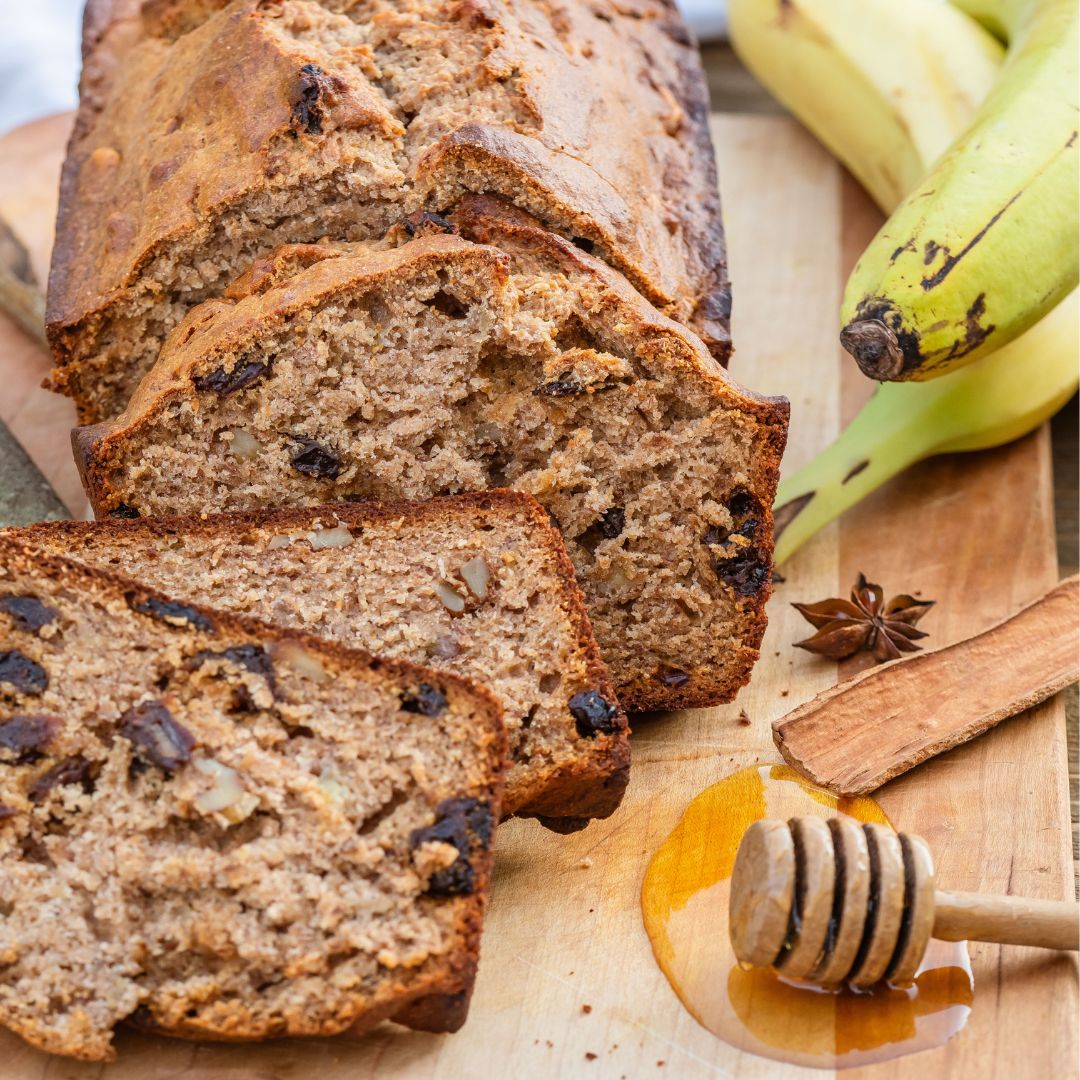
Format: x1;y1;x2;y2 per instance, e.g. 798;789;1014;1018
773;387;949;565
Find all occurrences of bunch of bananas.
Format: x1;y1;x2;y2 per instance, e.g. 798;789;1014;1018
729;0;1079;564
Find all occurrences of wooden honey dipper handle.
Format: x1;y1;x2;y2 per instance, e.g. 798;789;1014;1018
932;890;1079;951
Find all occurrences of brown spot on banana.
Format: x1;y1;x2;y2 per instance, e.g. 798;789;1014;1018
842;460;869;484
889;239;916;264
944;292;996;361
915;131;1075;294
920;190;1021;290
772;491;815;543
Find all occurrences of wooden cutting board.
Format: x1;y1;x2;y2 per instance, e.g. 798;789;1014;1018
0;111;1075;1079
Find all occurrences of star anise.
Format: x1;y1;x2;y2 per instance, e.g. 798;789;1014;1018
792;573;934;663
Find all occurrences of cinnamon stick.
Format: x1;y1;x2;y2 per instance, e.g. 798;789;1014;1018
773;575;1079;796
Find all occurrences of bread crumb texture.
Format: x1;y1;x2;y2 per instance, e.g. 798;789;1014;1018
76;208;787;711
13;492;629;826
0;538;504;1060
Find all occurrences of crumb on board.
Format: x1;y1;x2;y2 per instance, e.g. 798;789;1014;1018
586;1052;598;1061
780;689;789;697
582;1004;592;1014
579;857;593;869
737;709;751;726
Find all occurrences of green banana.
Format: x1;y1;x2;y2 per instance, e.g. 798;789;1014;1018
839;0;1079;382
774;292;1078;564
728;0;1004;213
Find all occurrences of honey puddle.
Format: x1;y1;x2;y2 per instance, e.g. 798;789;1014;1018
641;765;973;1070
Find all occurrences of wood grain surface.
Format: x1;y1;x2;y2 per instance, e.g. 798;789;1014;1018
774;576;1079;795
0;112;1075;1078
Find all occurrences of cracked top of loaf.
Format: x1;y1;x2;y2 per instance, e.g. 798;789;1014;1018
47;0;731;422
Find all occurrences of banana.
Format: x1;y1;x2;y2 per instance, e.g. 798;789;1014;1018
839;0;1079;381
774;292;1079;564
951;0;1037;45
728;0;1004;213
728;0;1078;563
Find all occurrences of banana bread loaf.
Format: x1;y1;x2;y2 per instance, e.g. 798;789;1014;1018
0;535;505;1060
73;198;789;711
9;491;629;829
49;0;730;423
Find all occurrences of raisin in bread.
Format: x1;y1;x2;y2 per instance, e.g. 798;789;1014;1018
49;0;730;423
10;491;628;829
73;198;789;712
0;535;505;1061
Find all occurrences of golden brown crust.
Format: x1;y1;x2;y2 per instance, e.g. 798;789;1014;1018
9;490;630;825
47;0;731;421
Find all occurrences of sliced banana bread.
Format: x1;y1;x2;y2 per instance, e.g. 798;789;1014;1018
50;0;729;422
0;536;505;1061
10;491;628;829
73;198;789;712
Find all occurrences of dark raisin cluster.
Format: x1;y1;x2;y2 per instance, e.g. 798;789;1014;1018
29;756;95;803
129;594;215;633
291;63;327;135
712;553;770;597
289;436;342;480
653;667;690;688
568;690;620;738
702;488;769;597
535;376;584;397
0;650;48;696
192;359;268;396
0;596;58;633
119;700;196;773
0;714;59;762
188;645;276;693
400;682;449;717
409;797;494;897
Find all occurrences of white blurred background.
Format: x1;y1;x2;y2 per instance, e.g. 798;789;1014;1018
0;0;728;135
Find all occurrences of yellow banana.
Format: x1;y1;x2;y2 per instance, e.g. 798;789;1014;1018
728;0;1079;563
728;0;1004;212
839;0;1079;381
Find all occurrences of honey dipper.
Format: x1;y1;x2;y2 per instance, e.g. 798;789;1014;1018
729;817;1079;988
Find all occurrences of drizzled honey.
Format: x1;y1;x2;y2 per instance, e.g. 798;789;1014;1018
641;765;973;1070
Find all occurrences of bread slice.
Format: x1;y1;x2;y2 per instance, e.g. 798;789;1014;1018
10;491;629;829
73;198;789;711
0;535;505;1061
49;0;730;423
